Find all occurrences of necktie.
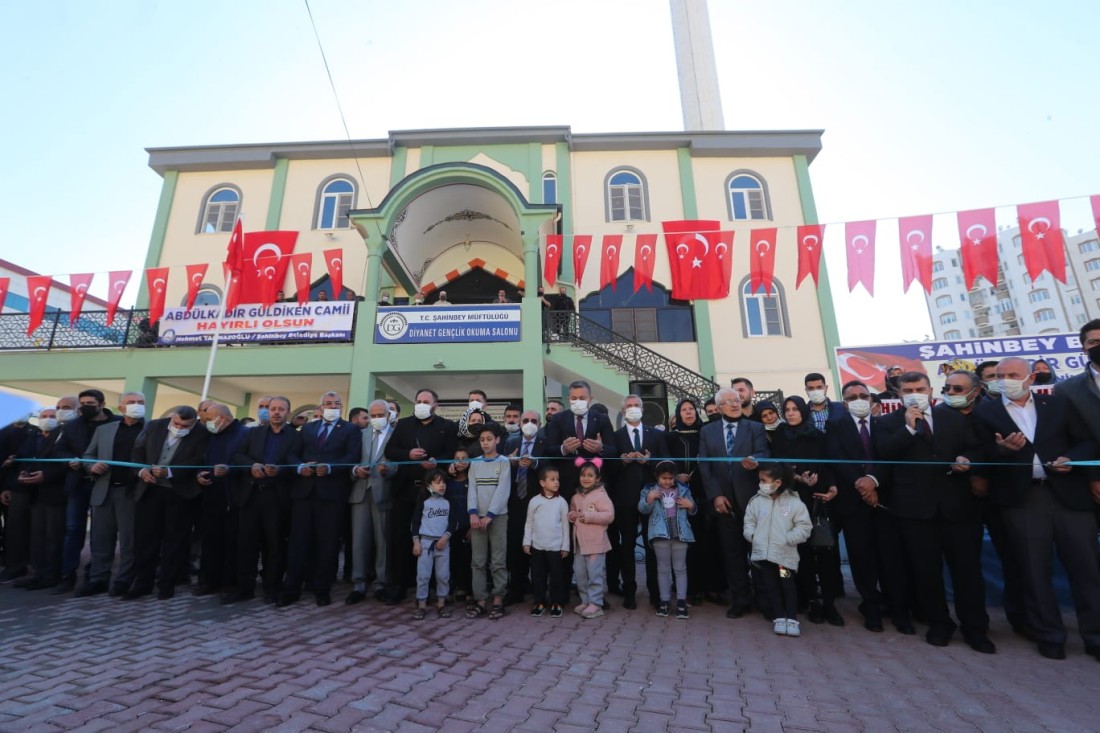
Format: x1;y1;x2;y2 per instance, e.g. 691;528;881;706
369;430;380;464
725;423;735;456
858;419;873;469
916;416;933;440
575;415;585;441
317;422;331;448
633;427;642;452
517;439;532;499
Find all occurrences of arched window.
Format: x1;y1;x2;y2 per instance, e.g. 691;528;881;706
604;167;648;222
739;275;789;337
944;329;962;340
542;172;557;205
725;171;771;221
1034;308;1056;323
314;176;356;229
1028;289;1050;303
178;284;222;307
198;185;241;234
934;294;952;308
940;312;957;325
932;277;949;291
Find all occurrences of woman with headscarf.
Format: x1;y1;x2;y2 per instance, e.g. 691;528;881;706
1030;358;1058;386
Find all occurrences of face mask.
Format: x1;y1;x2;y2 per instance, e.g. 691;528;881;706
757;482;777;496
707;413;721;423
414;403;433;420
847;399;871;418
429;484;446;497
764;422;779;431
944;392;974;409
39;418;59;432
1088;344;1100;367
388;409;397;424
257;407;270;422
370;417;388;431
504;421;519;433
468;400;484;411
79;405;99;419
569;399;588;416
205;420;220;434
624;406;643;423
124;404;145;419
998;378;1030;401
521;422;539;438
806;389;827;405
983;379;1000;396
902;393;930;411
322;408;341;422
1031;372;1052;385
168;425;190;438
56;409;76;423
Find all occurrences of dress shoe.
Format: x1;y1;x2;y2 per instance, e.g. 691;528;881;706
0;567;28;583
863;612;884;633
1037;641;1066;660
345;590;366;605
706;592;729;606
74;581;109;598
964;635;997;654
316;594;332;607
108;583;128;598
925;630;951;647
1010;622;1038;642
191;584;215;597
275;593;299;608
122;587;151;600
623;594;637;611
51;576;76;595
824;607;845;627
220;591;253;605
892;616;916;635
726;605;747;619
1084;645;1100;662
157;587;175;600
807;602;825;624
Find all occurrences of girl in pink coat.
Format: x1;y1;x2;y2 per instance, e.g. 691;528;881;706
568;459;615;619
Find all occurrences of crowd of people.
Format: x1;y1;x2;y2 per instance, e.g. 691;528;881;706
2;320;1099;662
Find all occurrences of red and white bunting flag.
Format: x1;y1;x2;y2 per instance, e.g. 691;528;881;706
666;231;698;299
600;234;622;291
1017;200;1066;283
68;273;94;325
544;235;562;287
795;224;825;288
288;253;312;305
185;264;208;310
25;275;52;335
145;267;169;325
572;235;593;286
633;234;657;293
845;220;877;295
1091;195;1100;236
956;208;999;288
0;277;9;313
323;248;344;297
105;271;131;326
898;215;933;294
712;231;735;299
697;231;734;300
749;228;777;295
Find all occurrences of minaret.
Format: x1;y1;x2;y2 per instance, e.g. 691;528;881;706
669;0;725;131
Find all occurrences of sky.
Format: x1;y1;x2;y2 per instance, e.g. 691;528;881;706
2;0;1098;347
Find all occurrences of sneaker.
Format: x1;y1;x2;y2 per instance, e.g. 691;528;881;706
549;605;563;618
786;619;801;637
773;618;788;636
573;603;588;615
656;602;670;618
530;603;546;617
676;601;689;619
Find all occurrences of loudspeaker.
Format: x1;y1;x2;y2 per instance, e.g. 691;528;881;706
628;380;669;428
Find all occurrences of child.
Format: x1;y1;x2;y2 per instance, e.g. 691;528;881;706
466;424;511;620
447;449;472;604
411;469;460;619
742;463;812;637
523;466;570;618
638;460;697;619
567;459;614;619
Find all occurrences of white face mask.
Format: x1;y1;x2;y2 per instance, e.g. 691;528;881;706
124;404;146;419
847;399;872;418
806;389;827;405
322;408;341;423
944;392;974;409
983;379;1000;396
168;425;190;438
370;417;388;431
468;400;484;411
624;406;643;423
413;403;433;420
998;378;1030;401
504;421;519;433
764;421;779;431
388;409;397;424
569;399;588;416
757;482;777;496
521;422;539;438
39;418;59;432
55;409;76;423
205;420;220;434
902;393;930;411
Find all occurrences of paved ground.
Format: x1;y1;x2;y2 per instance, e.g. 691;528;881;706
1;577;1097;733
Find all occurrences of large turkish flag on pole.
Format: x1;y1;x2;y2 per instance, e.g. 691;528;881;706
795;224;825;288
898;215;933;294
749;228;777;295
845;220;877;295
956;208;998;288
633;234;657;293
1017;200;1066;283
600;234;622;291
68;273;94;325
106;271;131;326
240;231;298;304
185;264;208;310
544;235;562;287
145;268;169;325
572;235;593;286
25;275;52;335
661;220;721;300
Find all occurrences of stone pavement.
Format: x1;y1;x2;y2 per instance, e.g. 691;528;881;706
0;580;1097;733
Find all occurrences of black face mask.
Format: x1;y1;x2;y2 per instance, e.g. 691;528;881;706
1032;372;1053;385
707;413;721;423
79;405;99;419
1089;344;1100;368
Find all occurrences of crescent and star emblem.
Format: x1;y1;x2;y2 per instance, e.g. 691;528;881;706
674;243;689;258
802;234;819;251
694;233;709;257
755;240;771;257
153;278;166;292
297;263;310;275
112;280;127;294
607;245;618;258
252;243;282;266
905;230;924;250
33;286;46;300
965;224;987;245
715;242;728;258
640;244;652;259
547;244;558;257
76;284;88;295
331;258;342;270
851;234;869;255
577;245;586;257
191;273;203;285
1028;217;1051;239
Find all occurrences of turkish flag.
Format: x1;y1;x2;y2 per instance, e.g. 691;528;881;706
184;264;208;310
323;248;344;297
1091;195;1100;236
845;220;877;295
288;253;312;305
25;275;52;335
600;234;623;291
223;263;242;313
0;277;8;313
68;273;94;325
712;231;735;299
956;208;999;288
544;235;563;287
795;224;825;288
145;267;169;325
225;218;244;276
572;235;593;286
105;271;131;326
693;231;734;300
633;234;658;292
898;215;933;294
749;228;777;295
239;231;298;304
1017;200;1066;283
665;232;698;299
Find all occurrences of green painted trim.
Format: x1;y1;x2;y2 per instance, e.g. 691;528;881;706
544;343;629;397
390;145;408;188
528;143;542;203
136;170;178;309
420;145;434;167
555;142;574;287
237;393;253;420
793;154;842;388
265;158;289;229
676;148;716;380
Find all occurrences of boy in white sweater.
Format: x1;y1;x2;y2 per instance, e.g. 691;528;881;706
523;467;571;618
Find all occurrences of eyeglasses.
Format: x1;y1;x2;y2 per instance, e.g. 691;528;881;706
942;385;972;394
843;394;871;401
717;400;739;407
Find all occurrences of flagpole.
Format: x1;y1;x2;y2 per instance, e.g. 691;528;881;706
201;216;243;403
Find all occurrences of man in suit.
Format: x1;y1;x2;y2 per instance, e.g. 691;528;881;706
346;399;394;605
609;394;668;609
804;372;848;434
75;391;146;597
128;405;209;600
0;417;37;583
698;387;769;618
227;395;301;604
972;356;1100;661
277;391;360;607
544;380;616;503
194;404;248;596
875;372;993;653
1055;319;1100;444
823;381;897;633
10;408;71;590
503;409;546;605
382;388;457;604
